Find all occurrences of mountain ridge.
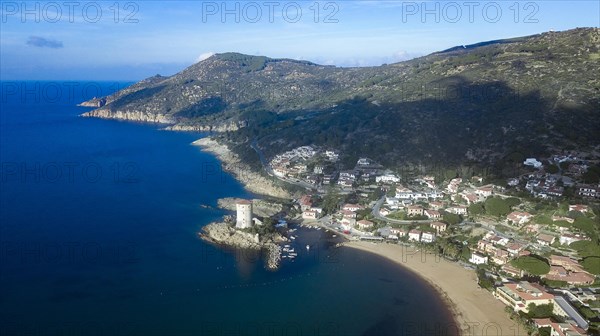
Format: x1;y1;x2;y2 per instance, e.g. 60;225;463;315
81;27;600;172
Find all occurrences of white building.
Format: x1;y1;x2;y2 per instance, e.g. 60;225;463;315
408;229;421;242
376;173;400;183
236;200;253;229
524;158;543;168
421;232;436;243
469;252;488;265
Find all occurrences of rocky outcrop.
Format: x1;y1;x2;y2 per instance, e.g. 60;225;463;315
217;198;283;217
164;120;247;132
192;137;291;199
81;109;175;124
200;222;262;249
199;222;286;270
78;97;106;108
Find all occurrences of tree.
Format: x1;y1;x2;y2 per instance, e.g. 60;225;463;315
505;197;521;208
511;256;550;275
546;164;559;174
527;303;554;318
581;257;600;275
322;188;342;215
538;327;551;336
468;203;485;216
485;197;511;217
573;217;597;236
443;212;461;225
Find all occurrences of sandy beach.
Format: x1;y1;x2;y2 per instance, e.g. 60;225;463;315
346;241;519;336
192;137;291;199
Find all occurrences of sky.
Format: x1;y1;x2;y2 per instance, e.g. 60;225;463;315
1;0;599;80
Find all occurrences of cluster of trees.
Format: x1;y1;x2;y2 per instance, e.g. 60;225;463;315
468;197;521;218
510;255;550;275
570;240;600;275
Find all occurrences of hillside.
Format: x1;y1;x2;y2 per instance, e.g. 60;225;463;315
81;28;600;172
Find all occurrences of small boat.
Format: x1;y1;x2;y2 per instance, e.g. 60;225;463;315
332;235;337;238
306;245;310;250
289;253;297;256
290;236;296;240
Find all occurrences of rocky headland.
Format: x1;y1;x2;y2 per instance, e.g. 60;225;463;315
199;222;287;270
81;109;176;123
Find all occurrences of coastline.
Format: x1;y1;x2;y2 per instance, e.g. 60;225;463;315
192;137;291;199
345;241;517;336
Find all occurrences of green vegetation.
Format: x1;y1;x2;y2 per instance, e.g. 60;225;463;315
89;28;600;172
468;203;485;216
542;279;568;288
570;240;600;258
511;255;550;275
538;327;551;336
476;268;494;290
322;188;343;215
526;303;554;318
573;216;598;236
443;212;461;225
485;197;511;217
546;164;559;174
581;257;600;275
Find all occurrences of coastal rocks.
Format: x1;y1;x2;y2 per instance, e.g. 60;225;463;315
217;198;283;217
200;222;261;249
164;120;247;132
199;222;285;270
192;137;291;199
81;109;175;124
78;97;106;108
265;243;281;270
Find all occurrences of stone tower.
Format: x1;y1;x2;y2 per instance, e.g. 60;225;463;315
235;200;253;229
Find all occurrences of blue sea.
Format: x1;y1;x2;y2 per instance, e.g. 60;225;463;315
0;81;458;336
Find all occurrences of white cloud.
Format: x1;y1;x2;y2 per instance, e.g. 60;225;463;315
196;52;215;63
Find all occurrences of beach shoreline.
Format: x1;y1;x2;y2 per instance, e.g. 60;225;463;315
345;241;518;336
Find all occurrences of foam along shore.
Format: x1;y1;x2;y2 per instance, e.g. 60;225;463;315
345;241;517;336
192;137;291;199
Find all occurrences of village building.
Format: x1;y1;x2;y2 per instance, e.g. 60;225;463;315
406;205;424;217
420;232;436;243
356;220;374;231
507;211;533;225
537;233;556;246
408;229;421;242
424;209;441;219
495;281;554;313
430;221;448;234
446;206;468;215
569;204;589;213
469;252;488;265
343;203;364;212
533;318;587;336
